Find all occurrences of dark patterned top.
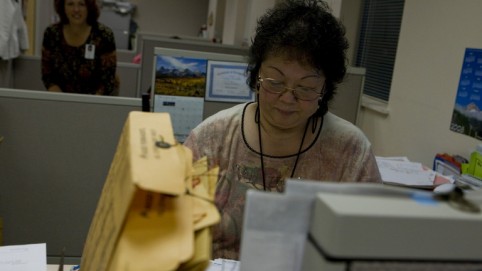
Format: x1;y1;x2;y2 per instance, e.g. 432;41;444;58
41;22;117;95
184;102;382;260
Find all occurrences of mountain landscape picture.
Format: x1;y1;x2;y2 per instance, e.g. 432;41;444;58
154;55;207;97
450;48;482;139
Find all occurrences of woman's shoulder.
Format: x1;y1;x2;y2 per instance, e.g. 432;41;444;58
192;103;246;132
42;23;63;45
44;23;62;35
94;22;114;35
205;103;245;121
91;22;115;47
323;111;369;141
184;103;246;150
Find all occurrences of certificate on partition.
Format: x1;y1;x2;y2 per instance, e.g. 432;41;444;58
205;61;254;102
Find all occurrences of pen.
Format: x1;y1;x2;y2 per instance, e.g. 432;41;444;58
57;247;65;271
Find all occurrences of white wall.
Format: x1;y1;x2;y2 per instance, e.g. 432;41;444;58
34;0;57;56
33;0;210;55
358;0;482;166
129;0;209;37
240;0;277;46
339;0;362;65
221;0;247;45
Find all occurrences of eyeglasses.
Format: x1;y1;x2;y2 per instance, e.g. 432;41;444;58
257;77;324;101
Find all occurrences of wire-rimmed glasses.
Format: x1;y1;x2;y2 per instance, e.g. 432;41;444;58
257;76;324;101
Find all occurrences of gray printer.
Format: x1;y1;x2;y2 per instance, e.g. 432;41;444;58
239;180;482;271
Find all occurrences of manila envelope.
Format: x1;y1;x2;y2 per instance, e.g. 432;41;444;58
80;111;196;271
180;161;220;271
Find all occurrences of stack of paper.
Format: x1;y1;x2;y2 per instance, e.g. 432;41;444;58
376;156;453;188
456;174;482;189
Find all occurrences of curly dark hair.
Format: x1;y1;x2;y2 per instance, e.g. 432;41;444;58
54;0;100;25
247;0;348;117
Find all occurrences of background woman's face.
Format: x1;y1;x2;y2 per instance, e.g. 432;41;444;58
64;0;88;25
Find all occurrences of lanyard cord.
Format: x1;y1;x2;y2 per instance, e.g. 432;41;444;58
256;105;311;191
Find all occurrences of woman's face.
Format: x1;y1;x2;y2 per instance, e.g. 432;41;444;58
64;0;88;25
257;54;325;131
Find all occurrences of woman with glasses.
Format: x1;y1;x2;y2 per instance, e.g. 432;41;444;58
184;0;382;260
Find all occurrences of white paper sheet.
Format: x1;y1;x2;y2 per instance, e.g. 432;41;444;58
0;243;46;271
207;259;240;271
376;157;435;187
239;191;311;271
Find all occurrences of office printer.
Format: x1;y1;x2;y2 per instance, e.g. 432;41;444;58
239;180;482;271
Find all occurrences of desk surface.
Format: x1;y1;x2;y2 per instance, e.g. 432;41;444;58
46;260;241;271
47;265;76;271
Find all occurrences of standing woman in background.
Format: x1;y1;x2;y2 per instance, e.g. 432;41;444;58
41;0;118;95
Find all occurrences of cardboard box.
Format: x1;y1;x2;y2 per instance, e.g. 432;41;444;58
80;112;219;271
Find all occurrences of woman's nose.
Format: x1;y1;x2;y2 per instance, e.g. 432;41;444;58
278;87;298;102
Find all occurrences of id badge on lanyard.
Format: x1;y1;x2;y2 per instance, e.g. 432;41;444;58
85;44;95;59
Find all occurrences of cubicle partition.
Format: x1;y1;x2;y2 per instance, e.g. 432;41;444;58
137;33;249;96
331;67;365;125
0;88;141;264
6;34;365;124
137;34;250;118
9;56;141;98
137;34;364;123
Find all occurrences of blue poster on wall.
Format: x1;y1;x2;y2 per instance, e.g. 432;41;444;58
451;48;482;140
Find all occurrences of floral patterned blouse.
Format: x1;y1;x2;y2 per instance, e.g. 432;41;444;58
183;102;382;260
41;22;117;95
